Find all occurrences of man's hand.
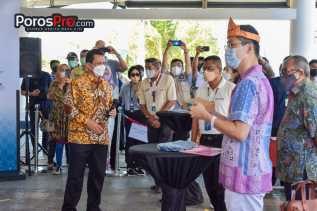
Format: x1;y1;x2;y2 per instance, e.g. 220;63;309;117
190;102;212;121
107;46;118;55
147;114;160;128
86;119;104;135
180;42;189;53
195;46;202;56
194;97;215;113
166;41;173;50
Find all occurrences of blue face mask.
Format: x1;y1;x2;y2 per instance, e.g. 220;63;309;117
68;60;78;69
282;74;297;92
225;47;241;70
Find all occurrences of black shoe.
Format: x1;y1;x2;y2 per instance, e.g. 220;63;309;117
127;168;138;176
135;168;145;176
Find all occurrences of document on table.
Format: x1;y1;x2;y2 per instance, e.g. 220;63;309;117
182;145;222;157
128;123;148;143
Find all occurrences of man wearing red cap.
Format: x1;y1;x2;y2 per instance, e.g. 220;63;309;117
191;17;274;211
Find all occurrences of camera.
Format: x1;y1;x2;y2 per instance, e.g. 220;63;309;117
198;46;210;52
170;40;183;46
99;47;111;53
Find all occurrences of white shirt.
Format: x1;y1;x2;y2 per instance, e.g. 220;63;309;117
196;78;235;135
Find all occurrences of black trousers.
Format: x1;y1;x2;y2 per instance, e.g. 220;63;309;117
48;140;56;165
200;134;226;211
62;143;108;211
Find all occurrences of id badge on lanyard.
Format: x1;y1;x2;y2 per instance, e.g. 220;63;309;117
151;90;156;112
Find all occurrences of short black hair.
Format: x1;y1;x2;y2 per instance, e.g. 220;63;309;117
50;60;60;68
86;49;105;64
204;55;222;70
128;65;144;79
309;59;317;66
239;25;260;57
171;59;183;67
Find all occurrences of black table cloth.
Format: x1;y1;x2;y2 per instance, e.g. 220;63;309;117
130;143;216;211
156;111;192;141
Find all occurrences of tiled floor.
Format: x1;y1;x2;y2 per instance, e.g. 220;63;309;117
0;170;284;211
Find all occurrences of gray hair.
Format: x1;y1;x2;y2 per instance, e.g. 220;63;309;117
284;55;310;77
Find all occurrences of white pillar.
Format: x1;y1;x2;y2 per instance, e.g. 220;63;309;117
290;0;316;60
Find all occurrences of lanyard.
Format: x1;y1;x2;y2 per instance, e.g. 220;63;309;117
150;73;162;103
208;87;219;101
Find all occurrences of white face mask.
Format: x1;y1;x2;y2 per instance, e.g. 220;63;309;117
93;64;106;77
313;77;317;83
60;72;66;78
223;72;231;80
171;66;183;76
146;69;156;79
204;71;217;82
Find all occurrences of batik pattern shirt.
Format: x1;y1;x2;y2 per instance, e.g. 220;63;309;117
219;65;274;194
277;80;317;183
64;72;113;145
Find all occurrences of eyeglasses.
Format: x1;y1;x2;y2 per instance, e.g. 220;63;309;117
131;73;140;77
224;40;250;49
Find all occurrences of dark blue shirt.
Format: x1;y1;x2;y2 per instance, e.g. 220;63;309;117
21;71;52;116
269;77;287;136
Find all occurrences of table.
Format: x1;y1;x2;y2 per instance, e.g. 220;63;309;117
130;143;218;211
157;111;192;140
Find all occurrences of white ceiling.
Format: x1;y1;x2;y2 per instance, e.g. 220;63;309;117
22;0;290;8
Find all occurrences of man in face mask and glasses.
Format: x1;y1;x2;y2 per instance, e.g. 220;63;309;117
138;58;176;144
62;49;116;211
277;56;317;201
192;55;235;211
190;17;274;211
138;58;177;192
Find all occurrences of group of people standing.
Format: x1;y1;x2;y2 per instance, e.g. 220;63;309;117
20;16;317;211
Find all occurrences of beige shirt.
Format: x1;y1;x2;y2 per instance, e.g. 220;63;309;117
196;78;235;134
138;73;177;114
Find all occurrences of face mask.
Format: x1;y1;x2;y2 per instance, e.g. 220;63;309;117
204;71;217;82
80;57;86;66
223;72;231;80
282;74;298;92
146;69;156;79
68;60;78;69
60;72;66;78
171;66;183;76
313;77;317;83
225;47;242;70
93;64;106;77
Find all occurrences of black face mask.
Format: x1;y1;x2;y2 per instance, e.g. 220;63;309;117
310;68;317;78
